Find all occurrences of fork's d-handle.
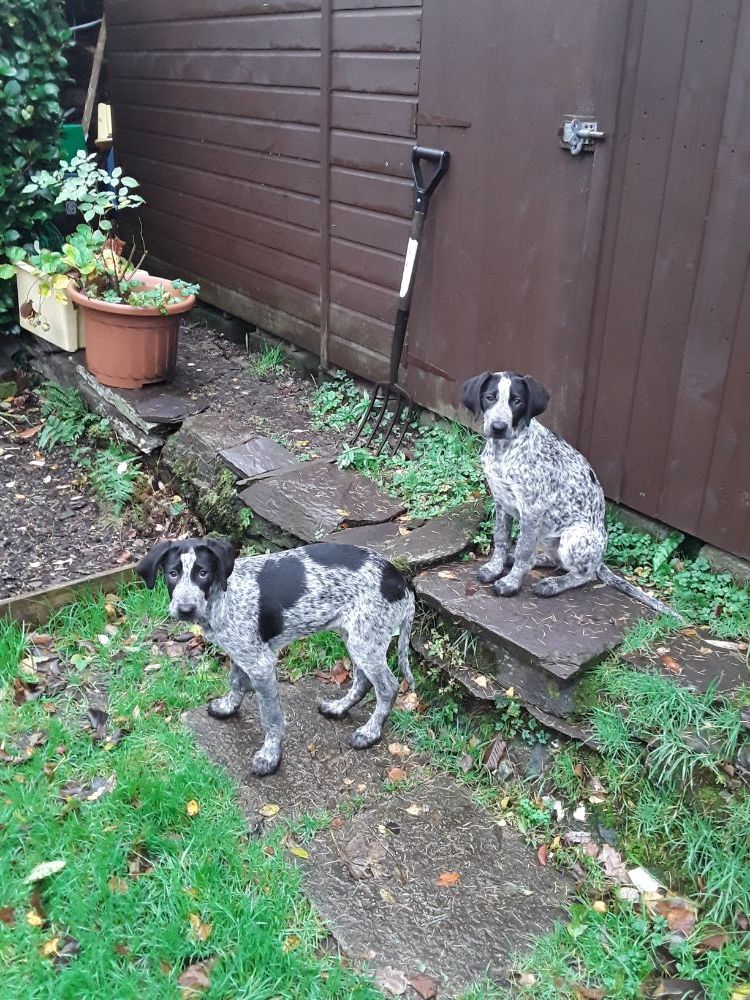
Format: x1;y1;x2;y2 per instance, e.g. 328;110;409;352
411;146;450;212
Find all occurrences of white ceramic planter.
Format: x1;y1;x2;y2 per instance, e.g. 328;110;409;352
15;261;83;351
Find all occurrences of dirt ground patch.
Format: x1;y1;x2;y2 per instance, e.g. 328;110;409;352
0;388;200;600
173;316;349;460
1;321;355;600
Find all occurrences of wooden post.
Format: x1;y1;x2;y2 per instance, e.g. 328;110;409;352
82;17;107;139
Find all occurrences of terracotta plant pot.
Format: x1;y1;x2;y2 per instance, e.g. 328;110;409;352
67;275;195;389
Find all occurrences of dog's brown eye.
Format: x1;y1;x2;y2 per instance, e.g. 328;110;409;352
198;569;209;579
485;392;497;402
168;569;179;579
510;397;522;406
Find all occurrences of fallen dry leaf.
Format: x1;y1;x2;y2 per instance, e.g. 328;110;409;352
573;986;605;1000
177;960;213;996
387;766;407;782
189;913;213;942
341;835;387;880
375;966;409;995
26;908;44;927
396;690;420;712
459;752;473;774
694;928;729;953
405;803;426;817
330;816;344;830
509;971;537;987
649;895;697;936
379;887;397;904
598;844;629;884
259;803;280;818
287;841;310;860
537;844;549;866
437;570;458;580
407;972;440;998
483;734;507;773
629;866;663;893
474;674;489;689
703;639;748;652
651;978;705;998
283;933;301;952
108;876;128;894
39;936;61;958
388;742;410;758
186;799;200;817
660;654;683;675
435;871;460;887
0;906;14;926
24;859;66;884
330;658;351;685
592;900;608;914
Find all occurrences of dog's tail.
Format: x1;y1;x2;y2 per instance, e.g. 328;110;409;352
397;589;416;689
596;564;684;622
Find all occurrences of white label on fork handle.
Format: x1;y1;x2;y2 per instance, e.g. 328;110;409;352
399;238;419;298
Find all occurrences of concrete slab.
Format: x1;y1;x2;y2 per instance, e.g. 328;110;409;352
220;436;301;482
239;464;405;543
415;560;637;682
302;774;570;997
327;502;487;571
183;677;421;822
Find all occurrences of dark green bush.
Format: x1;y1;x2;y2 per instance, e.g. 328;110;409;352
0;0;70;330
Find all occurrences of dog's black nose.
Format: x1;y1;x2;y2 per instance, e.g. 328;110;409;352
490;420;508;438
176;603;196;618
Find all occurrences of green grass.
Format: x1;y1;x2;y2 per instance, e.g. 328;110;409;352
247;342;287;378
0;586;379;999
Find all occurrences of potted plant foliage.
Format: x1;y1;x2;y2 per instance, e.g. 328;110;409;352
4;152;198;389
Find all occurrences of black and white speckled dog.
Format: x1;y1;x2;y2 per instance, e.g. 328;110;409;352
461;371;680;618
136;538;415;777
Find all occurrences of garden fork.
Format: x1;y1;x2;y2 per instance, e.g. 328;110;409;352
351;146;450;455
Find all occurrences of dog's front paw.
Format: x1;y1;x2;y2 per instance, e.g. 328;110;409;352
318;698;348;720
478;563;504;584
493;577;522;597
207;696;240;719
532;577;562;598
250;749;281;777
350;727;381;750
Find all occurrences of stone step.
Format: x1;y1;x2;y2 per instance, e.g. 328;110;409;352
327;500;487;571
184;677;570;997
238;461;405;543
414;560;639;718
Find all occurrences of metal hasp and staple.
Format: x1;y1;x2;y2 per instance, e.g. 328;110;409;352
559;116;605;155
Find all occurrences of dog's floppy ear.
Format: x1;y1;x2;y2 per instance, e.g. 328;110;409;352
136;540;174;589
199;537;236;591
460;371;492;417
522;375;550;420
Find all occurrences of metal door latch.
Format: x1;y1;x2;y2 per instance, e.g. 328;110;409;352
559;116;605;155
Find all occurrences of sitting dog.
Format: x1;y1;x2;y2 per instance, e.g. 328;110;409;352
136;538;415;777
461;370;680;618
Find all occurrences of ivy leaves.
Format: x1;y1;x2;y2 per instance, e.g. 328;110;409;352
0;0;71;328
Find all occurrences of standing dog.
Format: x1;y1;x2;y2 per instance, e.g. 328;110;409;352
137;538;415;777
461;371;680;618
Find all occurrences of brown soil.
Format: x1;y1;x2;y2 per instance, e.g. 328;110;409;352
1;321;355;600
0;389;200;600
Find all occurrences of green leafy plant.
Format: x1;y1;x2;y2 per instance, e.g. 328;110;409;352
37;382;104;450
0;0;70;329
83;445;144;515
5;153;199;313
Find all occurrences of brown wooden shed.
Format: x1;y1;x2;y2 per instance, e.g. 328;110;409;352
105;0;750;560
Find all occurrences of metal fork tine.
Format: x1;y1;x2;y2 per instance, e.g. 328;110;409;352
363;383;392;448
389;399;413;455
351;382;385;447
374;391;407;456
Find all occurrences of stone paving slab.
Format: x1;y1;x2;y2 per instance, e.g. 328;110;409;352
327;501;487;571
302;774;570;997
239;463;405;543
183;677;421;823
416;560;638;682
219;436;301;482
162;411;262;489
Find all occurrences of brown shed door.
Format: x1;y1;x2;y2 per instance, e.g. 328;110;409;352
405;0;630;441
